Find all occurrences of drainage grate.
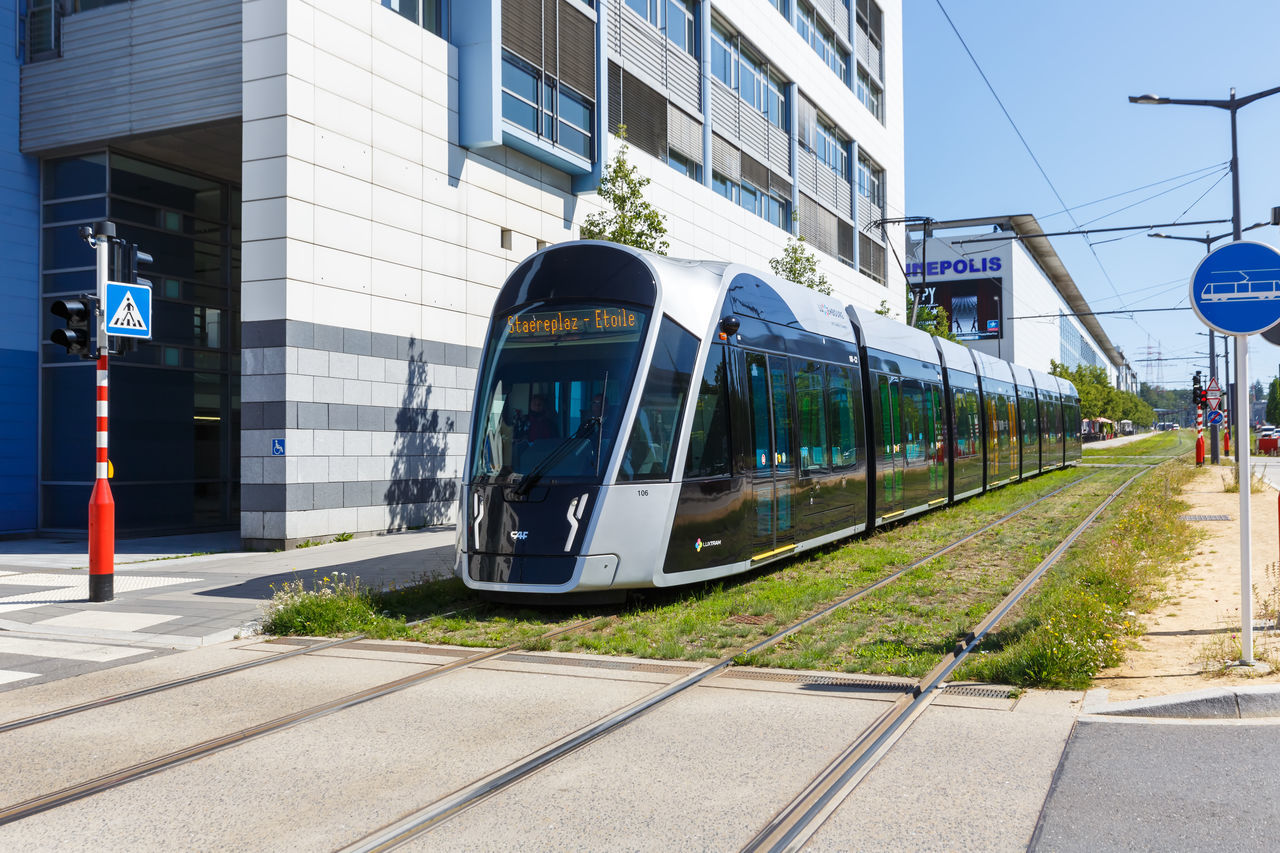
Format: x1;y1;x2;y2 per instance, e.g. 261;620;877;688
940;684;1016;699
719;669;914;692
1180;514;1232;522
498;653;694;674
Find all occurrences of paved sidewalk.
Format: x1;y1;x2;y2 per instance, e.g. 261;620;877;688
0;528;457;650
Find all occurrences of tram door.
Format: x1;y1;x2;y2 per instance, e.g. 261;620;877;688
746;352;795;555
874;374;905;518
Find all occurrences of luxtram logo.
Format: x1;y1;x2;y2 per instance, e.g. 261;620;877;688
694;538;723;552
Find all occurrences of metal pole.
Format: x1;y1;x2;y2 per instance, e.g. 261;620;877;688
1238;334;1253;662
88;221;115;602
1228;90;1253;663
1210;329;1220;463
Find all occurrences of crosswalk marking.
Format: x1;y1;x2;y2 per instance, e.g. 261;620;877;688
0;636;150;662
0;670;39;686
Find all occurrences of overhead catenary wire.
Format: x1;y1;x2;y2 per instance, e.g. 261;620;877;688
1038;161;1229;220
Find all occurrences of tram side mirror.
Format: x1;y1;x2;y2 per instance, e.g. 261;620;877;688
718;316;740;339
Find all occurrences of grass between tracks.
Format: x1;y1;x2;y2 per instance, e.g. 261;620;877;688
260;433;1197;689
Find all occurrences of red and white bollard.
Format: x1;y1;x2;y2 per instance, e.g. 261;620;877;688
89;353;114;601
1196;406;1204;466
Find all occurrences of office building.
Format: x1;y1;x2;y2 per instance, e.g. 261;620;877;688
3;0;903;546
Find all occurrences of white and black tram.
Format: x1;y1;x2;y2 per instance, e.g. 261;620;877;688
457;242;1081;599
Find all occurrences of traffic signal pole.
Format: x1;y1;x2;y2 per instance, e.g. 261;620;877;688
88;221;115;602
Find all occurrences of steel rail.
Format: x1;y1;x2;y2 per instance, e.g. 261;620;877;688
338;470;1098;853
0;603;482;735
741;466;1151;853
0;616;601;827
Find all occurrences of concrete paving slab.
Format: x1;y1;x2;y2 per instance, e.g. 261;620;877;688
417;677;890;852
0;665;663;852
0;653;433;805
807;690;1082;853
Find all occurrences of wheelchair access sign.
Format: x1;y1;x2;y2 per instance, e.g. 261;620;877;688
104;280;152;339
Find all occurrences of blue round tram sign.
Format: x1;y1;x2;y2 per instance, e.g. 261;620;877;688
1190;241;1280;336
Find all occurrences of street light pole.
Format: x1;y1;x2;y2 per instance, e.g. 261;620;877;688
1132;83;1280;667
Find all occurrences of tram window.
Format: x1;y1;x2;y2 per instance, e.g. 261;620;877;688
826;366;859;469
953;386;980;459
795;360;827;474
685;344;731;479
619;319;699;482
900;380;926;462
929;384;945;461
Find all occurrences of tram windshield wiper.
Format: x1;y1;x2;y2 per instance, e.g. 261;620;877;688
513;417;600;496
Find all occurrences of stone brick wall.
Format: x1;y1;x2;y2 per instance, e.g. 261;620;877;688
239;318;477;548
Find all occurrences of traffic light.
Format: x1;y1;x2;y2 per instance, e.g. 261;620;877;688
1191;371;1202;408
50;298;93;357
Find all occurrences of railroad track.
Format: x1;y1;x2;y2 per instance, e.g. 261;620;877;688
0;467;1122;844
338;470;1107;852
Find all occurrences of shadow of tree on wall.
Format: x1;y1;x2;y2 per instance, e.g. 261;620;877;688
385;337;459;531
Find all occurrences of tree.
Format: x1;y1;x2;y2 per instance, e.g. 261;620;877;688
1051;361;1155;426
1266;378;1280;426
769;218;831;294
579;127;668;254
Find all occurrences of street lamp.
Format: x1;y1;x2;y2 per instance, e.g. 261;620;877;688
1132;84;1280;666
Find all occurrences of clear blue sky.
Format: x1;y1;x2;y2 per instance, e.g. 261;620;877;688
904;1;1280;391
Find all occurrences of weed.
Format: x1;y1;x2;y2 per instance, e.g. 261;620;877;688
295;538;323;549
261;571;382;635
332;532;354;542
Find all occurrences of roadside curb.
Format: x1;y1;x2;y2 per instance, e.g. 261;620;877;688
1082;685;1280;719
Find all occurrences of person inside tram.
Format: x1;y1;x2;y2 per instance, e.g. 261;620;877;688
525;393;559;441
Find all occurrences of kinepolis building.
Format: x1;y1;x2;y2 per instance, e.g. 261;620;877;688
1;0;904;547
906;215;1138;392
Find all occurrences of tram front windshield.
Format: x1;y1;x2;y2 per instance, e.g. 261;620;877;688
471;302;650;486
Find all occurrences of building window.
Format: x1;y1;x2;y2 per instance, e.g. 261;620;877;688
740;51;787;129
857;154;884;210
768;0;791;17
740;181;788;229
857;66;883;122
859;232;886;283
712;171;739;204
711;22;786;130
856;0;883;50
797;1;849;83
626;0;697;56
814;120;848;179
502;51;594;160
379;0;445;36
668;150;700;181
711;24;737;88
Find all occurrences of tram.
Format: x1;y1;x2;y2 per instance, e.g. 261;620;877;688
457;241;1081;599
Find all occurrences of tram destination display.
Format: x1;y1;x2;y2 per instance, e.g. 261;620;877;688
506;306;640;339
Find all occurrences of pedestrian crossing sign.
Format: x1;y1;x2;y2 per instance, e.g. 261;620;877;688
104;280;152;338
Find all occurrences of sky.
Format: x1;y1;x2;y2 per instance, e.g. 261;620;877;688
903;1;1280;391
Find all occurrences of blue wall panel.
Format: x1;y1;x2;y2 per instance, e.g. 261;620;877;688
1;5;42;534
